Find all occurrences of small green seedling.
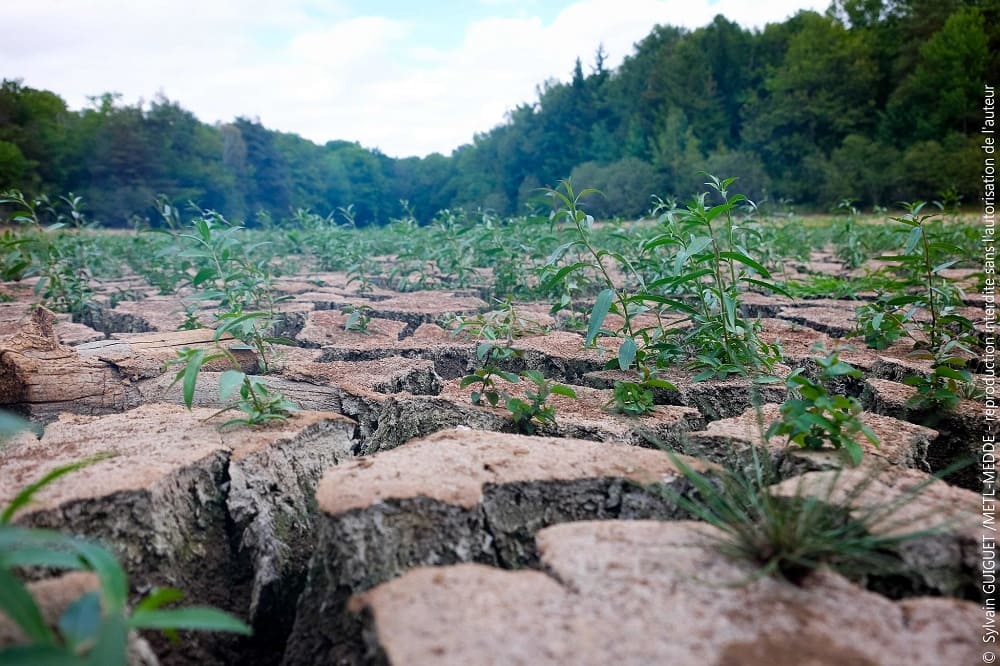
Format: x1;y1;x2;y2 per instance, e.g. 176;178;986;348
505;370;577;435
460;342;522;407
608;380;656;417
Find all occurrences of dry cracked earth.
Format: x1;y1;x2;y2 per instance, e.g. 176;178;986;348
0;257;989;665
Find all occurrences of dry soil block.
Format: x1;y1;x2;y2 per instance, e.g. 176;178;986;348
314;320;475;379
295;309;408;348
435;376;705;448
76;328;259;380
283;429;708;665
862;377;985;491
681;403;938;477
583;366;789;420
351;520;979;665
0;403;357;663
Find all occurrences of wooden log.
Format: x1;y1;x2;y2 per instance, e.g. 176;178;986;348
0;308;257;420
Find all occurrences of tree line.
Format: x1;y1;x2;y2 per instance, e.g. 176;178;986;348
1;0;995;226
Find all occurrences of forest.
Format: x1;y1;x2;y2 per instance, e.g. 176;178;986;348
0;0;996;226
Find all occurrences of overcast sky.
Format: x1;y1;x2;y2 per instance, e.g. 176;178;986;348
4;0;828;158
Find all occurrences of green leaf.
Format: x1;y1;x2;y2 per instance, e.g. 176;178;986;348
0;645;77;665
743;278;791;298
550;385;577;399
129;607;252;635
718;251;770;277
2;454;114;524
85;613;128;666
0;567;53;645
58;591;102;651
218;370;246;401
618;337;637;371
135;587;186;613
585;289;614;347
182;353;204;409
645;378;676;390
903;226;923;254
459;375;482;389
540;261;589;290
74;540;128;613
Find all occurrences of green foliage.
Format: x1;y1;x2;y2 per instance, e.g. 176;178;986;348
449;298;547;343
767;348;878;466
459;343;521;408
0;456;250;663
505;370;577;435
660;447;947;586
855;201;978;409
854;293;913;350
0;189;97;318
215;370;297;429
166;347;297;428
903;340;975;412
342;305;373;334
646;175;785;380
608;381;656;417
542;180;675;381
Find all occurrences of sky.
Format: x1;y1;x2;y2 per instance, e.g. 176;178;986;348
3;0;828;158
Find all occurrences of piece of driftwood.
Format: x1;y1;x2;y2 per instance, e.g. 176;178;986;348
0;308;257;420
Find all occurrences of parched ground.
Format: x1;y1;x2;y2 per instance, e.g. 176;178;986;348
0;254;989;665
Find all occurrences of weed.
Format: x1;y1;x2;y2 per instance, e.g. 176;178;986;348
767;347;877;466
505;370;577;435
608;381;656;417
460;342;521;407
858;201;978;409
166;347;297;428
342;305;374;334
832;198;867;270
647;175;786;381
215;370;298;428
660;447;945;586
542;180;678;380
449;298;547;342
853;293;913;350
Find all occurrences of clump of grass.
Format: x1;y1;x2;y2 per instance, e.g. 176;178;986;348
659;447;949;587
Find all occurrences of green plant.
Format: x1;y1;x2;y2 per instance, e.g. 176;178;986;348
0;456;250;663
858;201;978;408
342;305;373;334
177;303;204;331
832;198;867;270
504;370;577;435
459;342;522;407
608;380;656;417
1;190;96;318
767;348;878;466
541;180;681;381
449;298;547;342
903;340;975;412
215;370;298;429
166;347;297;428
853;293;913;350
659;447;949;586
646;175;786;380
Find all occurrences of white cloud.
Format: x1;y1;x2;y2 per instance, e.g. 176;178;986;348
2;0;827;157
